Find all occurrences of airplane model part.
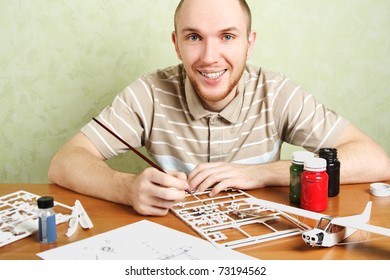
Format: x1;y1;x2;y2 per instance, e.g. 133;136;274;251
66;200;94;237
171;189;313;249
0;191;72;247
246;198;390;247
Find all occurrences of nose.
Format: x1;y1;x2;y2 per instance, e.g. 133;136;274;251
201;39;219;64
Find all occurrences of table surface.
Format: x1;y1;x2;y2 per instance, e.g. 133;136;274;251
0;183;389;260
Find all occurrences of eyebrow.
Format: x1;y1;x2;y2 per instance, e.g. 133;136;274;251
180;26;240;34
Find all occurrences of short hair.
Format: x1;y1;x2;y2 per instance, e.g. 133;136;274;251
174;0;252;36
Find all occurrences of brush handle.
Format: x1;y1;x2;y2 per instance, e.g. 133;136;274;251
92;117;165;173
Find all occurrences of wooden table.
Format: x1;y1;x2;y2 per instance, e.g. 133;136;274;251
0;183;389;260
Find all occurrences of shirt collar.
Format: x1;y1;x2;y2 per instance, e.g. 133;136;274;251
184;69;247;124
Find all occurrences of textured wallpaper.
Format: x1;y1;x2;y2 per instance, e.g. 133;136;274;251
1;0;389;183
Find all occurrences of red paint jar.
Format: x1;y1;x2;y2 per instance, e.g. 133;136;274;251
301;158;328;212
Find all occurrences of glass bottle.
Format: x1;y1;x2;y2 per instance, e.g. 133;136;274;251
301;158;328;212
319;148;340;197
289;151;314;204
37;196;57;244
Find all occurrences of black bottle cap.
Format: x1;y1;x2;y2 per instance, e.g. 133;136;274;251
37;196;54;209
319;148;338;159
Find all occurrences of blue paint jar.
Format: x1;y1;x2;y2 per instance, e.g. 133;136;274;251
37;196;57;244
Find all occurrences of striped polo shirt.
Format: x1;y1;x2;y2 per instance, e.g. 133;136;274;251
81;64;349;174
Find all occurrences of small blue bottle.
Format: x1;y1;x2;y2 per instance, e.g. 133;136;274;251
37;196;57;244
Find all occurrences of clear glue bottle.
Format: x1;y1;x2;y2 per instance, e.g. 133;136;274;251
289;151;314;204
319;148;340;197
301;158;328;212
37;196;57;244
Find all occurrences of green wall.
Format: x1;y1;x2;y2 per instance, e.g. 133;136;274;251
1;0;389;183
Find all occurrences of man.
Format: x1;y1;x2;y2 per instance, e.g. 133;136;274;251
48;0;390;216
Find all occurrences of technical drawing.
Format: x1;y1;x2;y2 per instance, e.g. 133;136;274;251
170;188;312;249
0;190;72;247
37;220;252;260
157;246;198;260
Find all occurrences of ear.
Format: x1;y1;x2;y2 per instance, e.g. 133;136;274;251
171;31;182;60
246;31;257;59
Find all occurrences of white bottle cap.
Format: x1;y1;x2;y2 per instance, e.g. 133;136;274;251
370;183;390;197
304;158;327;172
292;151;315;164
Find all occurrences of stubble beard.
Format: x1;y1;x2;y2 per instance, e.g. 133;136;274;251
191;63;246;104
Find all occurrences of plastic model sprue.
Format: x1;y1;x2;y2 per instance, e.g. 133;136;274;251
171;188;390;248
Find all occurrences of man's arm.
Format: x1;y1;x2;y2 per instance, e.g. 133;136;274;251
188;124;390;195
187;160;291;196
48;132;188;216
333;124;390;184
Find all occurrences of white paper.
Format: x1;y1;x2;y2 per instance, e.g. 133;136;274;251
37;220;255;260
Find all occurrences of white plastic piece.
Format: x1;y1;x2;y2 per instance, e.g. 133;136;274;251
65;215;79;237
75;200;93;229
370;183;390;197
171;188;311;249
0;190;72;247
13;219;38;234
66;200;93;237
0;232;14;243
247;197;390;247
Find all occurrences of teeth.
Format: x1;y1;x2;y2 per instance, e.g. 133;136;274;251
201;70;225;79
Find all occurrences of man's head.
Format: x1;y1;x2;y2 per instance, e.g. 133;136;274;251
174;0;252;37
172;0;256;111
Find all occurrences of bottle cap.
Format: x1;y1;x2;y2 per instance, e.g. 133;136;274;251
370;183;390;197
292;151;314;164
37;196;54;209
304;158;327;172
319;148;338;159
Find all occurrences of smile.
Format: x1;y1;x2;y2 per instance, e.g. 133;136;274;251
200;70;226;80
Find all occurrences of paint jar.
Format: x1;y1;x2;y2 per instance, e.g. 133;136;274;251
319;148;340;197
37;196;57;244
289;151;314;204
301;158;328;212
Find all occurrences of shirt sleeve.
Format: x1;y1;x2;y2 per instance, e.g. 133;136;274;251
271;75;349;152
80;76;154;159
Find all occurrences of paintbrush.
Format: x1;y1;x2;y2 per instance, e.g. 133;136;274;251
92;117;164;172
92;117;202;202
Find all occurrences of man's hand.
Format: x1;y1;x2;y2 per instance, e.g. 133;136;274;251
128;168;188;216
187;162;266;196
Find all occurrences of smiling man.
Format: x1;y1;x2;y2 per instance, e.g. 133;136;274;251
172;0;256;112
49;0;390;216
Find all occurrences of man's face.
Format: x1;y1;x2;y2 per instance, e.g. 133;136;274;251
172;0;256;111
